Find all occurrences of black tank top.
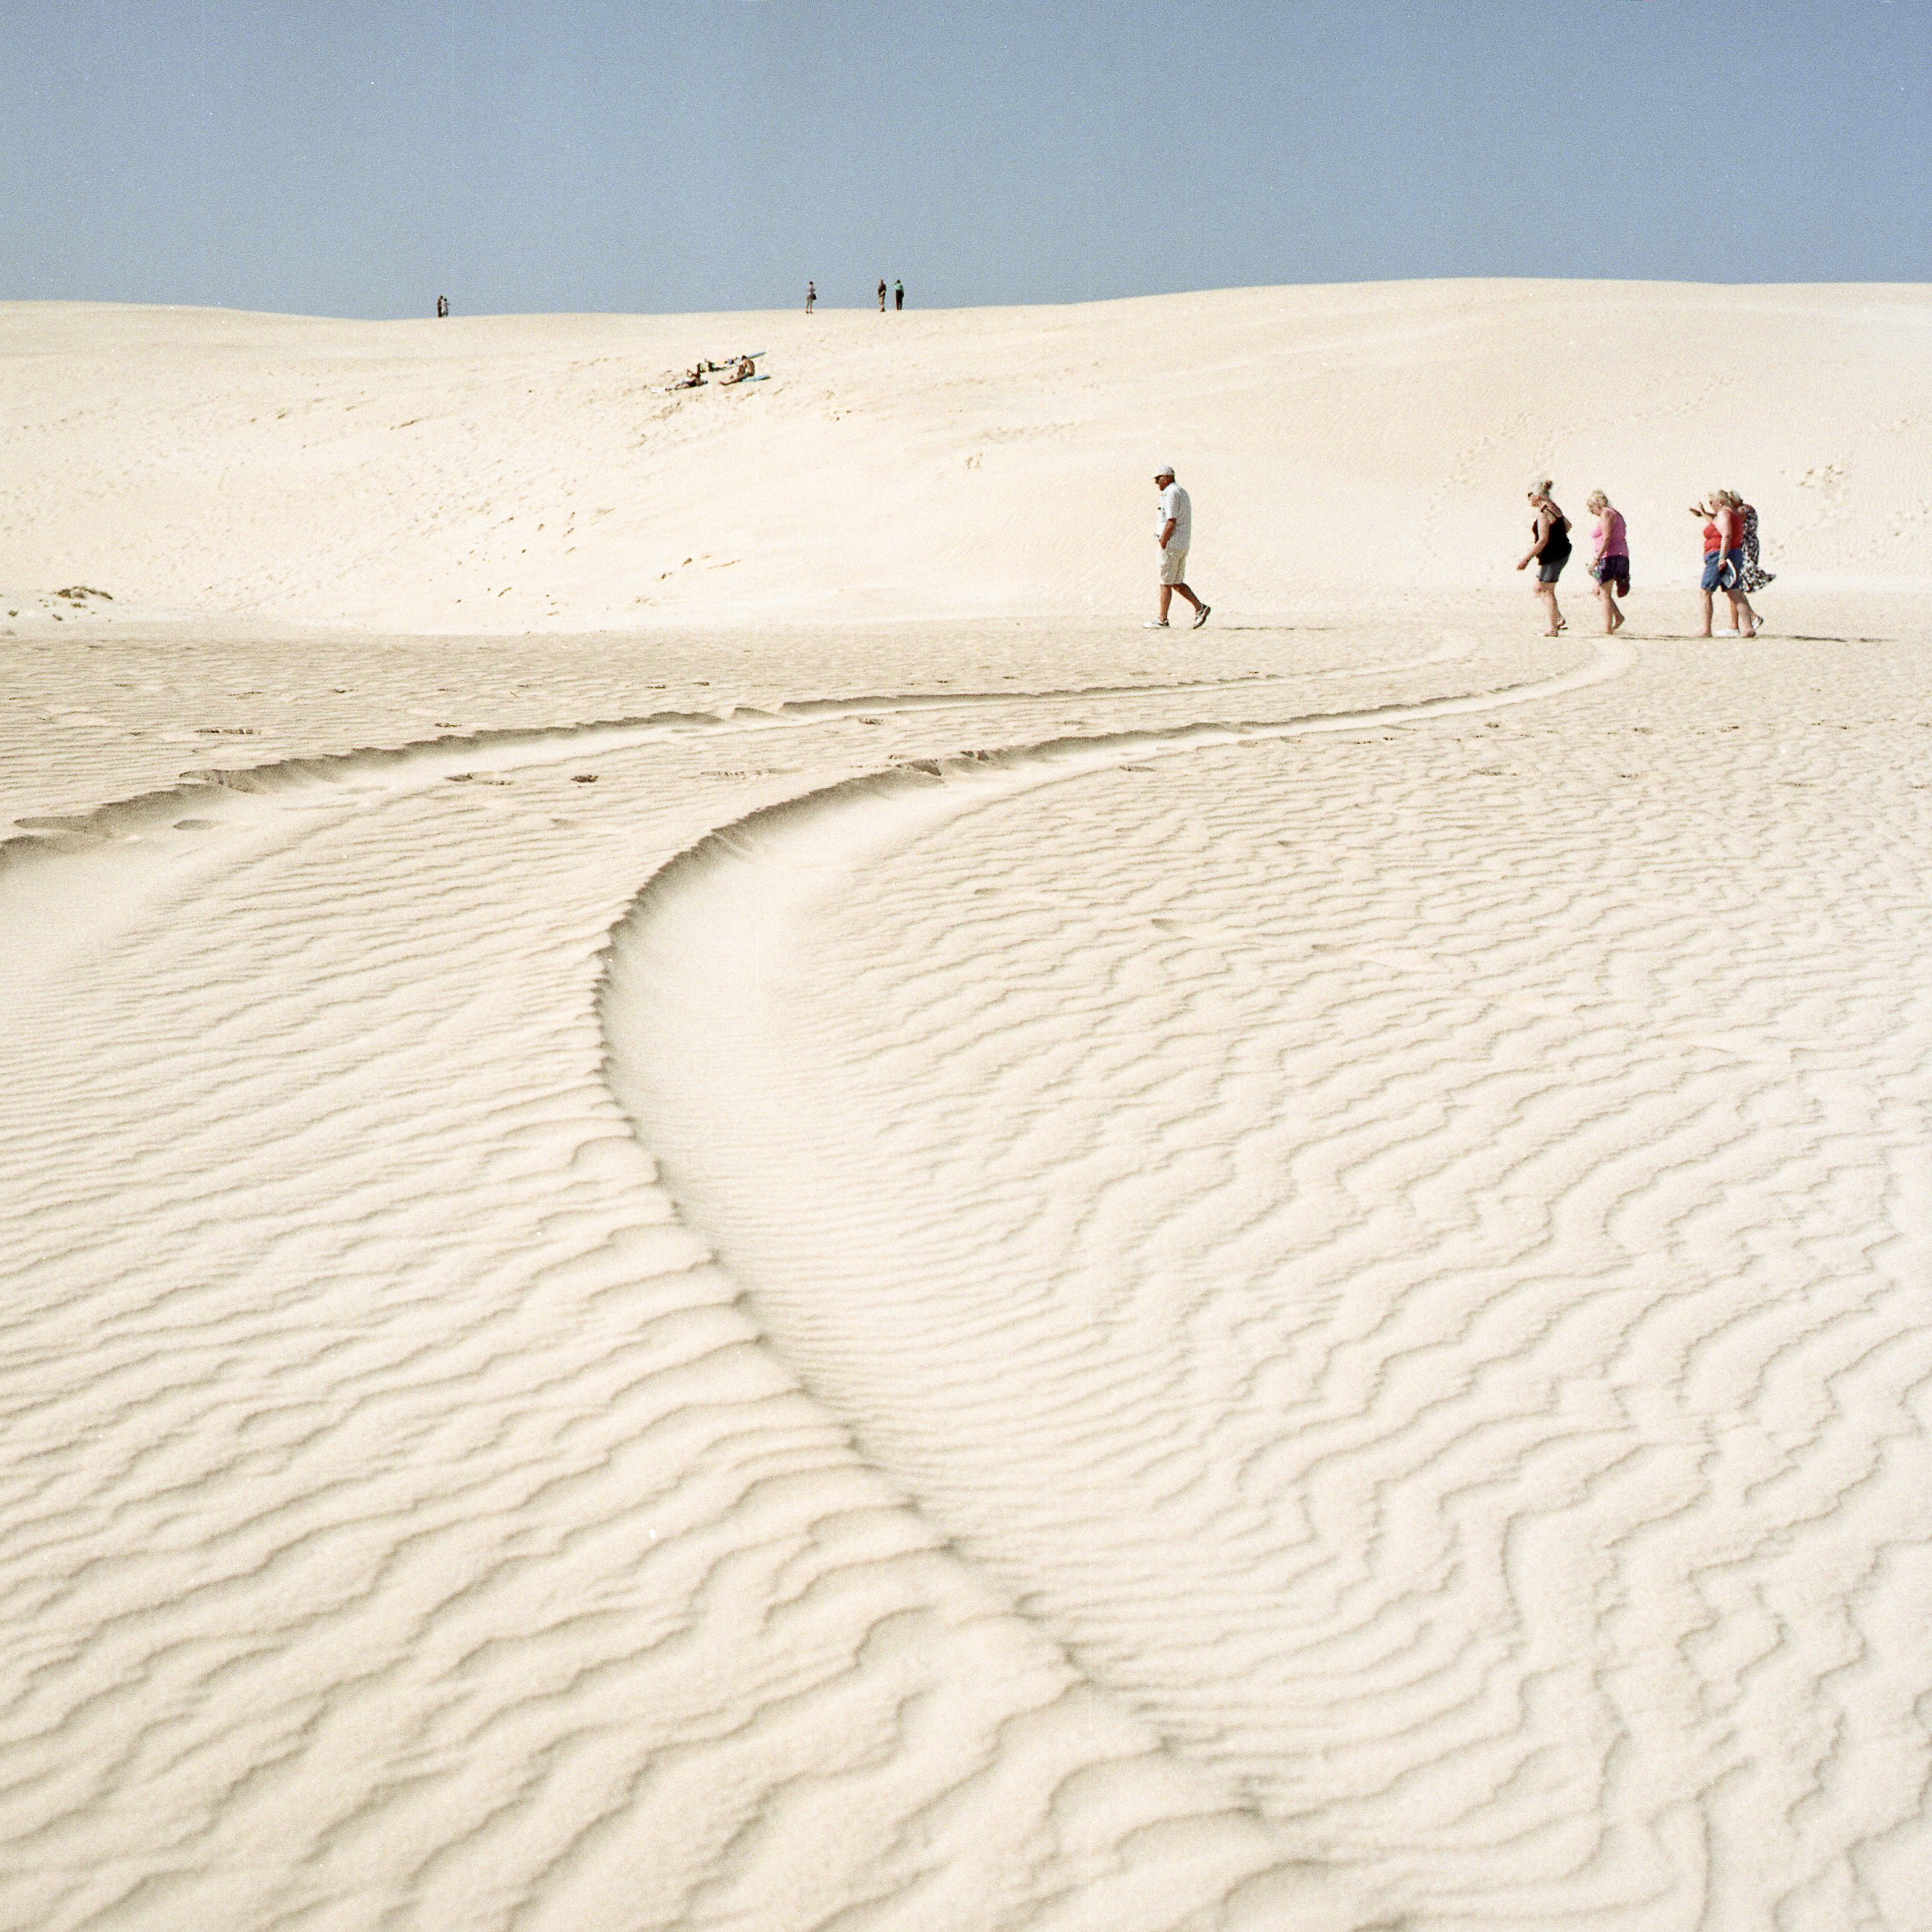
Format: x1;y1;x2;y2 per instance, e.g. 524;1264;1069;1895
1537;508;1572;560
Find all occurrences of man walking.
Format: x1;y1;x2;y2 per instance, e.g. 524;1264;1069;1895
1148;465;1209;628
893;278;904;311
806;281;815;313
877;279;888;312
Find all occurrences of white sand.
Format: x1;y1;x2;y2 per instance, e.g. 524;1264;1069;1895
4;281;1929;634
2;284;1930;1930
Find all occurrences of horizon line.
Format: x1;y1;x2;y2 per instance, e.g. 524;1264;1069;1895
6;274;1930;328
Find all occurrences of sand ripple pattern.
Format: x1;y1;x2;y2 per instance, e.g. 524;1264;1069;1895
607;645;1932;1930
7;659;1543;1932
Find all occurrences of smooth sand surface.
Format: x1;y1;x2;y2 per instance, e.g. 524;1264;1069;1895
3;285;1930;1930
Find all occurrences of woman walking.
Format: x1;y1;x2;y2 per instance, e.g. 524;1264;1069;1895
1516;481;1572;635
1586;491;1629;633
1733;490;1774;597
1692;492;1758;638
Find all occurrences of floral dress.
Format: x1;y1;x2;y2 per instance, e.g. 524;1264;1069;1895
1738;504;1775;593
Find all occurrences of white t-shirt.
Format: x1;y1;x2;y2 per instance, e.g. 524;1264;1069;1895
1158;482;1191;552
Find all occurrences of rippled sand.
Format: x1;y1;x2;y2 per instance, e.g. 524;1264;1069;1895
4;284;1930;1929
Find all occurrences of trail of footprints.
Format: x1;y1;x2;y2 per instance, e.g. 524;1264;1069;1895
0;640;1927;1929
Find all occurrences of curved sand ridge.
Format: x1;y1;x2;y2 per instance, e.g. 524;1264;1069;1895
4;273;1931;1929
4;623;1928;1926
1;641;1554;1932
604;637;1932;1929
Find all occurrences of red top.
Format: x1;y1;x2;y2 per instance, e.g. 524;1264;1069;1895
1704;519;1723;556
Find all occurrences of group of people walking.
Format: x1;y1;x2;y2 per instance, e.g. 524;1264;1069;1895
1519;481;1773;638
1144;470;1777;637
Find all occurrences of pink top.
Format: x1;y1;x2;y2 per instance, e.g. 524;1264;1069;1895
1594;510;1627;560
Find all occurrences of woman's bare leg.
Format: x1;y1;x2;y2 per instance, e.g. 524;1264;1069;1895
1698;587;1714;637
1534;583;1562;634
1729;589;1758;637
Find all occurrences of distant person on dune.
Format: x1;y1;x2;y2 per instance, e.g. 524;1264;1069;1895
877;280;888;312
1516;481;1571;635
806;281;815;313
1587;491;1629;634
894;279;904;311
436;295;448;319
1693;491;1758;638
1146;466;1209;629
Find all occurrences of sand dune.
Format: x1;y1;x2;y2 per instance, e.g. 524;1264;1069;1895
4;282;1930;632
3;285;1931;1928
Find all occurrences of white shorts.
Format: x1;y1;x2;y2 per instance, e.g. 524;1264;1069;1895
1159;545;1189;586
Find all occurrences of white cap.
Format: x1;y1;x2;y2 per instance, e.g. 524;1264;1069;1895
1155;462;1176;477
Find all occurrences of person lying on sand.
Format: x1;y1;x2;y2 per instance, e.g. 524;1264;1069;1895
667;366;707;391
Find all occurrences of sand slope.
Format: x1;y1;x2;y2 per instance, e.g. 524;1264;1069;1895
4;282;1930;631
3;284;1931;1929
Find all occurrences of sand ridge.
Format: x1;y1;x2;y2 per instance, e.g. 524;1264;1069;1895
607;635;1932;1928
4;633;1560;1930
5;614;1928;1925
3;280;1931;1928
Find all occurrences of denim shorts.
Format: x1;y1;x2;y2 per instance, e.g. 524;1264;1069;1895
1701;549;1743;592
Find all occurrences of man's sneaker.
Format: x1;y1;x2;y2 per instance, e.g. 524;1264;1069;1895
1192;603;1212;630
1142;618;1169;628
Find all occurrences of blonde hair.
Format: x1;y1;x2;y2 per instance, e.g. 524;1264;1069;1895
1529;477;1555;498
1586;491;1610;513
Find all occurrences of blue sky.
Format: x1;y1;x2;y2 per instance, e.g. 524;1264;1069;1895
5;1;1927;316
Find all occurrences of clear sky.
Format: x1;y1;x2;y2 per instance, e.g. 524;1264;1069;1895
5;1;1927;317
